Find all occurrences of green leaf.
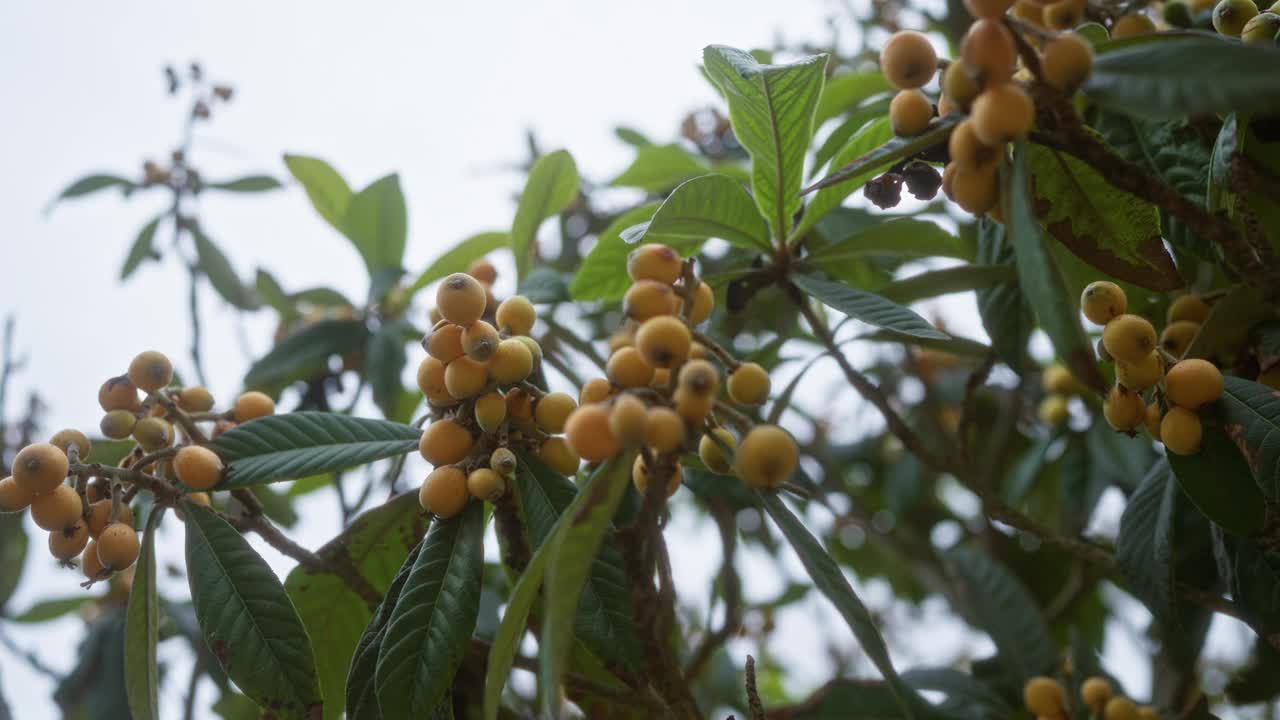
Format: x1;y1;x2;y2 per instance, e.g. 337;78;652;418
346;542;421;720
945;545;1056;681
255;269;294;316
1003;142;1107;395
975;218;1032;373
209;412;421;489
1116;460;1178;623
183;502;321;718
125;510;161;720
206;175;283;193
120;216;163;281
809;216;976;264
1185;284;1270;361
903;667;1017;719
876;265;1017;305
791;272;949;340
624;174;771;253
1085;37;1280;117
511;150;580;278
243;319;369;394
759;492;919;718
610;144;709;193
284;154;352;235
1026;141;1180;291
570;203;662;301
367;320;409;418
0;511;28;613
194;228;260;311
614;126;654;147
346;173;408;275
407;231;509;295
703;45;827;240
854;329;994;358
538;454;635;718
50;173;136;208
287;492;426;720
1219;377;1280;500
376;502;484;720
778;679;916;720
8;595;87;623
518;266;571;304
1166;411;1266;536
814;71;892;129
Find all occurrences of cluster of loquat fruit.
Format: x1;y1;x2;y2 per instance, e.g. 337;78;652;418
0;350;275;586
1025;674;1158;720
1083;282;1224;455
1166;0;1280;44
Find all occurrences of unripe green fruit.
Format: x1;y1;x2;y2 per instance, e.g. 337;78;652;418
1242;11;1280;42
1164;0;1195;25
1213;0;1259;35
1038;395;1070;426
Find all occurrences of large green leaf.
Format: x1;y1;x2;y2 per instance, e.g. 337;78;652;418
121;215;163;281
183;502;321;718
407;231;509;295
624;174;771;252
808;216;975;264
8;596;88;623
1085;37;1280;117
376;502;483;720
209;412;422;488
791;272;949;340
1003;142;1107;394
1219;377;1280;500
284;154;353;235
125;510;161;720
796;116;895;239
975;218;1032;373
1026;141;1179;291
206;175;283;193
518;455;640;670
538;454;635;718
776;679;917;720
366;320;409;418
570;203;662;302
346;542;422;720
876;265;1017;305
511;150;580;278
1116;460;1178;623
0;509;28;613
703;45;826;240
49;173;137;207
903;667;1017;720
611;144;709;193
1185;284;1269;362
1166;413;1266;536
194;229;260;311
814;71;892;129
759;492;919;718
345;173;407;276
287;492;426;720
243;319;370;394
945;545;1056;681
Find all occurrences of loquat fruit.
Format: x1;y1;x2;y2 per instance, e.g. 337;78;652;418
727;363;771;405
233;391;275;422
1042;364;1085;396
690;341;708;360
436;272;487;327
1104;385;1147;432
1116;351;1163;392
633;455;681;498
31;484;82;531
960;20;1017;84
1114;12;1158;36
1164;359;1223;409
1145;401;1163;437
624;280;680;321
539;436;581;476
177;386;216;412
475;392;508;433
580;377;613;406
49;428;91;461
128;351;173;393
417;356;456;407
1038;395;1070;426
627;244;683;285
506;387;535;419
467;258;497;285
1102;314;1157;365
87;500;133;539
947;162;1000;215
608;330;635;353
1160;406;1203;455
964;0;1016;19
132;417;174;452
0;476;35;513
495;295;537;336
879;30;939;90
651;368;671;388
942;62;981;112
608;394;648;448
937;93;959;116
949;120;1001;171
890;89;934;137
645;407;686;453
677;359;720;398
1044;0;1086;29
97;522;140;571
467;468;506;502
1242;11;1280;43
565;404;620;462
689;282;715;325
1166;295;1210;325
49;522;90;562
176;445;224;491
970;83;1035;146
99;375;140;412
1159;321;1199;359
489;338;533;384
419;420;474;466
82;539;109;581
1137;707;1159;720
491;447;518;476
734;425;799;489
419;467;469;518
1082;281;1127;325
1081;676;1113;710
461;320;500;362
444;356;489;399
13;442;69;496
515;335;543;364
674;389;715;423
1105;697;1141;720
1013;0;1046;26
1212;0;1258;35
534;392;577;434
608;346;656;388
636;315;691;369
427;323;466;363
1023;677;1065;716
1041;32;1094;90
186;492;211;507
699;428;737;473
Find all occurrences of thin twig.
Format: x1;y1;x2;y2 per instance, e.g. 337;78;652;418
684;503;743;681
745;655;765;720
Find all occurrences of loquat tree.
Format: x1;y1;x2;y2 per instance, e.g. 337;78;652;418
6;2;1280;719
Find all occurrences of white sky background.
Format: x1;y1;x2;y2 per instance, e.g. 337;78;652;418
0;1;1258;718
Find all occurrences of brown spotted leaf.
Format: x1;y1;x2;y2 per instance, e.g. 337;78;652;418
1027;140;1182;291
1220;376;1280;500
